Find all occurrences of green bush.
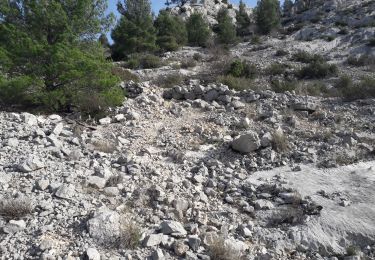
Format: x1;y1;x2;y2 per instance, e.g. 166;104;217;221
347;54;374;67
255;0;281;34
336;76;375;101
217;75;256;91
275;49;289;56
153;73;184;88
111;0;156;60
155;10;187;52
298;61;338;79
227;60;258;79
266;63;287;75
0;0;123;114
217;7;237;45
292;51;325;63
186;13;211;47
124;54;163;69
181;59;197;69
271;80;298;93
236;0;252;37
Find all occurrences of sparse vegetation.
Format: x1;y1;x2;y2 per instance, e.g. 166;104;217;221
292;51;325;64
297;61;338;79
275;49;289;56
0;198;33;220
335;76;375;101
111;67;140;82
227;60;258;79
118;220;142;249
181;59;197;69
368;38;375;47
271;80;298;93
123;54;164;69
347;54;375;67
217;75;255;91
266;63;287;75
272;130;289;152
154;73;184;88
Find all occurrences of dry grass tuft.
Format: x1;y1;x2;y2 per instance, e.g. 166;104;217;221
0;198;33;220
272;131;289;152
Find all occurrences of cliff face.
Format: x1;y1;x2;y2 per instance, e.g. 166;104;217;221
168;0;252;25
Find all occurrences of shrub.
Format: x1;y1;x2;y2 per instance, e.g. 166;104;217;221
251;35;262;45
217;75;255;91
298;61;338;79
336;76;375;101
272;130;289;152
111;67;140;82
153;73;184;88
271;80;298;93
255;0;281;34
292;51;325;63
155;10;187;52
227;60;258;79
111;0;156;60
368;38;375;47
0;198;33;220
0;1;123;114
181;59;197;69
193;53;203;61
347;54;375;67
124;54;164;69
118;220;142;249
275;49;289;56
297;81;330;96
186;13;211;47
217;8;237;45
266;63;287;75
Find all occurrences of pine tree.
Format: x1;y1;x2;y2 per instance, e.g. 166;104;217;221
186;13;211;47
0;0;122;113
236;0;251;37
217;8;237;44
111;0;157;60
155;10;187;52
255;0;281;34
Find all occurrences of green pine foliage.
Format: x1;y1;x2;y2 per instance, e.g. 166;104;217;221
255;0;281;34
155;10;187;52
0;0;123;114
236;0;251;37
111;0;157;60
186;13;211;47
217;8;237;44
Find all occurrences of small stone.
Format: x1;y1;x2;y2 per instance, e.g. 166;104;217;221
17;157;44;173
36;179;50;191
87;209;120;244
52;123;64;136
87;176;107;189
160;221;187;236
151;249;164;260
254;199;274;210
143;234;164;247
231;100;245;109
47;134;62;148
6;138;19;147
174;241;189;256
99;117;111;125
3;220;26;234
55;184;75;199
188;235;201;252
114;114;125;122
22;113;38;126
86;248;100;260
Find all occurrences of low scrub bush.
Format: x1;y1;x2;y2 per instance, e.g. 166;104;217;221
217;75;256;91
266;63;287;75
0;198;33;220
124;54;164;69
297;81;330;96
271;80;298;93
347;54;375;67
298;61;338;79
292;51;325;63
111;67;139;82
208;236;242;260
368;38;375;47
335;76;375;101
227;60;258;79
275;49;289;56
181;59;197;69
153;73;184;88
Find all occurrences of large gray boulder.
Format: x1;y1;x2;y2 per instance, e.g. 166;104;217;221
231;131;261;153
87;209;120;244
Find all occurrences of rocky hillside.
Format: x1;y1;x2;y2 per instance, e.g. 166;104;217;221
0;1;375;260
